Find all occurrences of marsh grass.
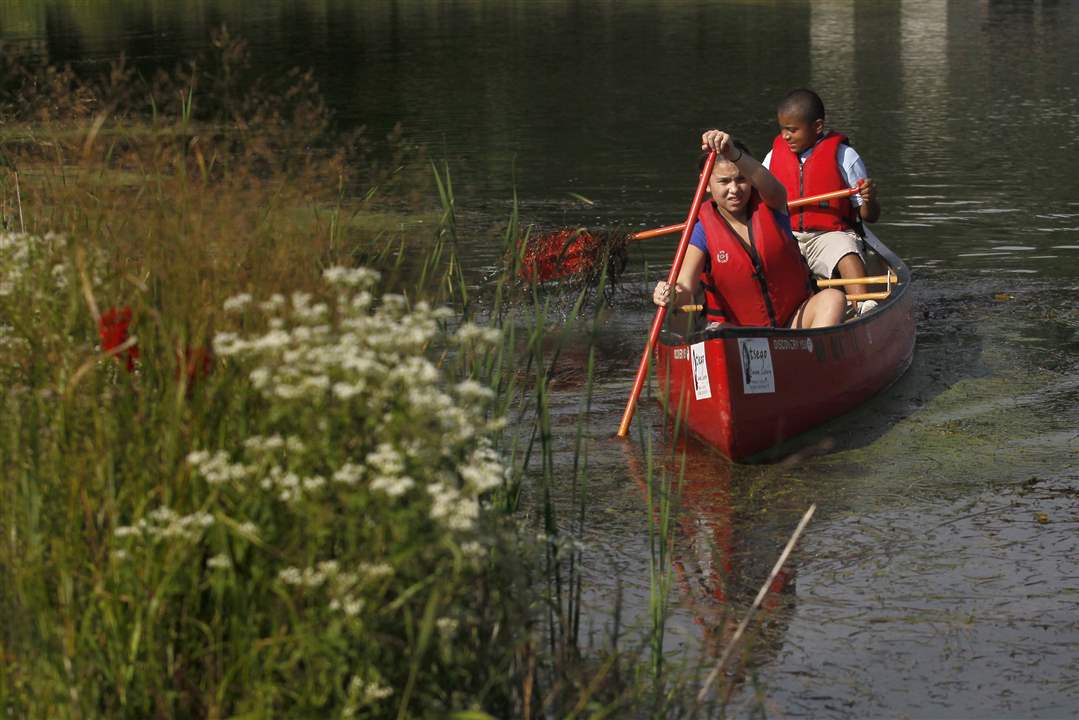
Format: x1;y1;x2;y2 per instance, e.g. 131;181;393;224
0;32;721;719
1;28;436;324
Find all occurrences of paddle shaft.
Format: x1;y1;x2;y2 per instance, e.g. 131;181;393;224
786;185;862;209
627;186;862;242
617;150;717;438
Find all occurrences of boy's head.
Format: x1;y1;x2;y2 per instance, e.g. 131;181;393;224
776;88;826;154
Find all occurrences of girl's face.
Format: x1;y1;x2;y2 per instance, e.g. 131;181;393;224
707;161;751;218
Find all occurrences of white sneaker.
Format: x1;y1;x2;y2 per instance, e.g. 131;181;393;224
858;299;879;315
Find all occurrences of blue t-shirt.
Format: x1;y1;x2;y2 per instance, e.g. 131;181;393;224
689;207;795;274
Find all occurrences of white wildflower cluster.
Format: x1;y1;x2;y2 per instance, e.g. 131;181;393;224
257;466;328;503
211;265;508;532
0;233;40;297
256;293;284;312
113;506;214;543
186;449;252;485
453;321;502;348
427;477;479;531
0;323;29;355
242;434;306;455
237;521;260;539
187;439;322;501
50;262;69;289
223;292;253;313
458;440;505;494
455;379;495;404
0;232;85;300
436;616;459;637
277;562;337;588
333;462;364;486
277;560;395;619
343;675;394;718
460;540;486;560
0;233;108;378
367;442;415;498
358;562;395;579
322;266;381;288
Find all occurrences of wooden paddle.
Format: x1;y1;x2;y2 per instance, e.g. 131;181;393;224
617;150;717;438
521;186;862;284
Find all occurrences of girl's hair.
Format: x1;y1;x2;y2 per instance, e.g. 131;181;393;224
698;139;752;170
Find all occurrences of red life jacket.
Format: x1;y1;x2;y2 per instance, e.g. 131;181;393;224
698;194;814;327
769;132;855;233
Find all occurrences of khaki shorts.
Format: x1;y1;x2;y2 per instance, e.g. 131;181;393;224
794;230;865;279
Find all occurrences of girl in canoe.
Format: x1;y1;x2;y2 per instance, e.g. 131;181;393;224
652;130;846;329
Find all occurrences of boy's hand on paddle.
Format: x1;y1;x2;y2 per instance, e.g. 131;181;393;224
857;178;877;204
652;281;673;308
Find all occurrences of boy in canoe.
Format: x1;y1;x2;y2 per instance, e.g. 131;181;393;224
763;88;881;314
652;130;846;329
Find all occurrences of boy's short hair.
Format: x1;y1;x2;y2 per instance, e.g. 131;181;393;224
777;89;826;124
698;140;752;171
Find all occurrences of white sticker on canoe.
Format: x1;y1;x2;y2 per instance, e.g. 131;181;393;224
738;338;775;394
690;342;711;401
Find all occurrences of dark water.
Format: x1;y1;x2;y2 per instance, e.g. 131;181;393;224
5;1;1078;715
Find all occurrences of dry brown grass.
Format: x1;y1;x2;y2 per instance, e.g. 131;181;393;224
0;26;437;340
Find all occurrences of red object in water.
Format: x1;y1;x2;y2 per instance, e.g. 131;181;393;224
518;228;598;283
98;306;139;372
653;230;915;460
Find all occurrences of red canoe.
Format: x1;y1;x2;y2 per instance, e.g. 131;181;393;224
653;230;915;460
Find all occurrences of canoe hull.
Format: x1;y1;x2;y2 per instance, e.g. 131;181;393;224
653;233;915;460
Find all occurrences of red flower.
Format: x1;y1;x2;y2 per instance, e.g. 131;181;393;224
177;345;214;388
98;306;139;372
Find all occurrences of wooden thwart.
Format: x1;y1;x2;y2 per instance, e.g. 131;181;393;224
845;291;892;302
